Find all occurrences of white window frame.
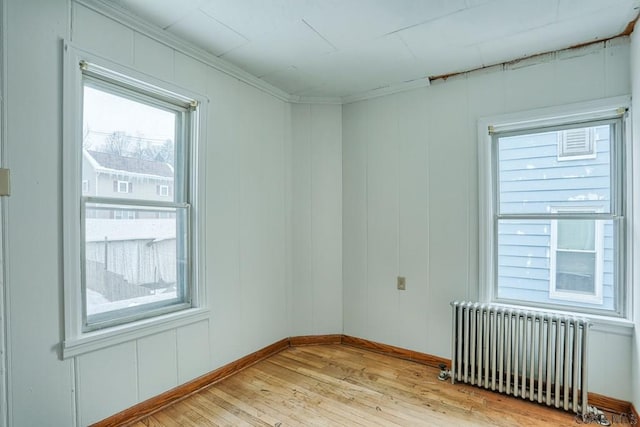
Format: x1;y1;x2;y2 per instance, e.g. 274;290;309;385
159;184;169;197
549;207;604;305
117;180;130;193
62;43;208;357
113;209;136;220
478;96;630;321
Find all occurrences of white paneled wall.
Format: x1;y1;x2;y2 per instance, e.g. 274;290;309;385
136;330;178;401
77;342;138;425
3;1;637;425
342;39;633;400
6;1;294;425
291;104;343;336
630;29;640;413
5;0;75;425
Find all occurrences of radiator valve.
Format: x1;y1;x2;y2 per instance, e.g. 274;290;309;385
577;406;610;426
437;364;450;381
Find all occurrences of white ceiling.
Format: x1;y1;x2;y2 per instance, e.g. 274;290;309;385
113;0;640;100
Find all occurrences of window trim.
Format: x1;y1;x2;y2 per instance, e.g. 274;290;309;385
159;184;169;197
62;42;208;358
116;180;130;193
478;96;630;321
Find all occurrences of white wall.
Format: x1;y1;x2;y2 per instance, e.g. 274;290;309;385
342;38;634;400
630;28;640;413
5;1;294;425
3;1;636;425
291;104;343;336
5;1;75;425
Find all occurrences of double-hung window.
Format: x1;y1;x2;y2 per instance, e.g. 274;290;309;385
479;98;628;317
116;180;131;193
63;45;207;355
549;207;604;304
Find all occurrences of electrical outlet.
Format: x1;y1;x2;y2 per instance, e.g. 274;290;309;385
397;276;406;290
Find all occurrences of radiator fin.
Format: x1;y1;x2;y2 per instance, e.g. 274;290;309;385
450;301;589;416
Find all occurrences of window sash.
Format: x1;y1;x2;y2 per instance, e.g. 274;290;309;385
78;65;193;331
81;198;191;331
489;117;624;316
493;119;621;218
82;77;190;205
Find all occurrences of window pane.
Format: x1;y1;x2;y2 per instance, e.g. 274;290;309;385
84;203;188;323
555;251;595;294
82;84;177;202
496;219;613;309
497;125;610;214
557;219;595;250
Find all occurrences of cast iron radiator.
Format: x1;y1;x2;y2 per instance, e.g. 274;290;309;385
449;301;597;418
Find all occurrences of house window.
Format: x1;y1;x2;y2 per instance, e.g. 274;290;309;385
80;81;190;331
82;180;89;194
549;208;604;304
116;180;131;193
158;184;169;197
113;209;136;220
63;45;207;351
479;98;627;317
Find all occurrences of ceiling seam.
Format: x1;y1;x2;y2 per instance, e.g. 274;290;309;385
73;0;639;107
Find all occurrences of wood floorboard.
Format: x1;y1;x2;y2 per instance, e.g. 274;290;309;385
135;345;633;426
243;366;371;427
204;387;298;426
180;396;245;427
217;371;320;426
277;347;505;426
279;346;486;421
265;353;439;425
256;361;395;426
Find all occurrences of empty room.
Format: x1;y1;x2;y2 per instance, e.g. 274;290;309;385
1;0;639;425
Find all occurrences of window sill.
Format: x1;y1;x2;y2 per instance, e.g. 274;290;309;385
488;302;634;337
62;307;209;359
587;313;634;336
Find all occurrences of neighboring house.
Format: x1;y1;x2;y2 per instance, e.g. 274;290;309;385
497;125;614;311
82;149;174;219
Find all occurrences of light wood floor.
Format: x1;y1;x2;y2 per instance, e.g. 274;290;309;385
133;345;631;426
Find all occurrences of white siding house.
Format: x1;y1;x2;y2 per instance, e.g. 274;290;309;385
82;149;174;219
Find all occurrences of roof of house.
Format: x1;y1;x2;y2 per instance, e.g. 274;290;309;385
85;218;176;242
86;150;173;178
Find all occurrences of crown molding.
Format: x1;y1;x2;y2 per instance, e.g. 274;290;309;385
74;0;293;103
288;95;342;105
71;1;628;108
72;0;426;106
341;76;431;104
